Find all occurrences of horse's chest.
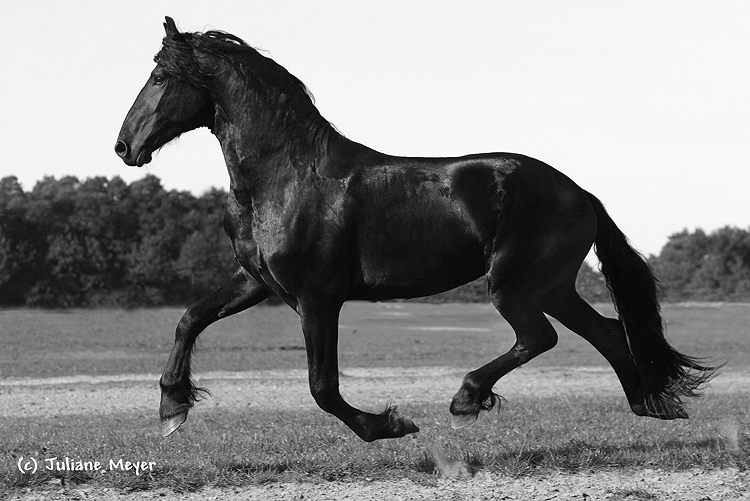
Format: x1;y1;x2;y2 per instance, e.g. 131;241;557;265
224;195;312;278
223;200;257;268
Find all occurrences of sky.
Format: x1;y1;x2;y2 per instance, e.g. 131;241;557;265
1;1;749;257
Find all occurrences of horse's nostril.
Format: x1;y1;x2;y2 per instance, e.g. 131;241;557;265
114;140;130;157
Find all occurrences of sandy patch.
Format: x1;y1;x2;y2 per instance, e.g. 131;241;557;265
1;366;747;419
7;468;750;501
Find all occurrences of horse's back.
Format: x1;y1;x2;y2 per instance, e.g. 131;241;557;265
345;151;592;299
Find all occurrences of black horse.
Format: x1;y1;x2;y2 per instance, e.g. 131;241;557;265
115;17;714;442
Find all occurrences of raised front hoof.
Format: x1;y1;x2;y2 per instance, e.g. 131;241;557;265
161;412;188;437
631;402;689;420
159;385;199;437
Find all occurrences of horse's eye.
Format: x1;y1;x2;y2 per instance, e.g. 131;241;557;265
154;75;165;85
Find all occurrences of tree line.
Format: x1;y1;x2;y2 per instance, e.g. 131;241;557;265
0;175;235;307
1;175;748;307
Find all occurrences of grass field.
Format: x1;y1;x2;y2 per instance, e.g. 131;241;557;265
1;302;749;497
3;302;747;377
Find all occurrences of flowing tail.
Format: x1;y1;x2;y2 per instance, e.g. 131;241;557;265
587;194;717;418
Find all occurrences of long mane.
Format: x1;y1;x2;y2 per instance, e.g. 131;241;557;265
155;29;317;108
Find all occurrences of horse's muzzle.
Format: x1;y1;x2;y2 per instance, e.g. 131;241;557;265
114;140;152;167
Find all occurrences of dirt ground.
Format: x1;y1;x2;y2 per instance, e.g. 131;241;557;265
7;469;750;501
3;366;750;500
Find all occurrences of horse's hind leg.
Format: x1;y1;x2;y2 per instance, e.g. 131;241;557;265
540;280;652;416
297;298;419;441
449;192;595;428
159;268;270;437
449;278;559;428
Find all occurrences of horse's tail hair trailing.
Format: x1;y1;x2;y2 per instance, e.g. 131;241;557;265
587;193;718;417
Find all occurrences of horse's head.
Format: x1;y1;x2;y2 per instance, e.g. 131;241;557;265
115;17;214;167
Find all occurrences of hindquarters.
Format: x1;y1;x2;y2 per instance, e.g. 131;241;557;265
469;157;714;422
537;190;717;420
486;157;600;290
450;157;599;425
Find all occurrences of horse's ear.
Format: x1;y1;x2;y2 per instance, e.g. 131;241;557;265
164;16;179;37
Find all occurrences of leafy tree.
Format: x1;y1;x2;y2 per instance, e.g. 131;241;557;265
176;231;236;299
2;173;749;306
174;187;238;301
652;227;750;301
651;229;710;300
687;227;750;300
126;233;181;305
0;176;47;304
0;178;25;303
0;227;17;297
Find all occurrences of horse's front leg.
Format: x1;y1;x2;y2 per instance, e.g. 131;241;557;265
298;298;419;441
159;268;271;437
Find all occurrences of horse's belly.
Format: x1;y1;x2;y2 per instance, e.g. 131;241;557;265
352;204;486;299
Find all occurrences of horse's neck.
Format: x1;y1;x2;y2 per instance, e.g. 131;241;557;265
207;64;391;197
212;91;343;197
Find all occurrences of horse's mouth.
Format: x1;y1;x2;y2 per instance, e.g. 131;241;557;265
135;148;153;167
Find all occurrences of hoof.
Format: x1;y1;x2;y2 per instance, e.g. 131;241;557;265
360;404;420;441
450;412;478;430
161;412;188;437
385;404;420;437
402;418;420;435
449;378;502;431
